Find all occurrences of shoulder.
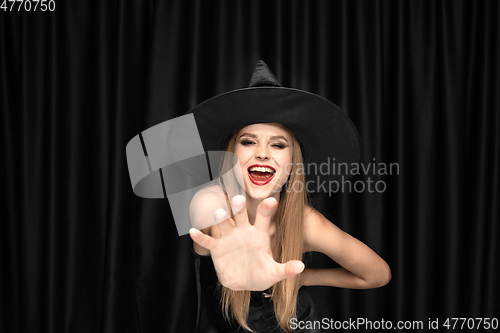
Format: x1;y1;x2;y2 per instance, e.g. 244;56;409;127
302;204;347;253
190;185;228;255
190;184;226;202
302;204;329;233
189;184;227;230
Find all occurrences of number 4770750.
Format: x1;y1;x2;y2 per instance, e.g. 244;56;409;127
1;0;55;12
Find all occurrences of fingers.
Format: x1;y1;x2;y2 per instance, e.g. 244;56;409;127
276;260;305;279
214;208;233;235
189;228;219;251
254;197;278;231
231;195;249;227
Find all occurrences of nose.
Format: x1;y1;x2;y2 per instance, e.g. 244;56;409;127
255;145;270;160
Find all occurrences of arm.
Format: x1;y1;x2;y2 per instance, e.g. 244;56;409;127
302;207;391;289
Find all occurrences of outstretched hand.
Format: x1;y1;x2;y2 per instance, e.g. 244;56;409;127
189;195;305;291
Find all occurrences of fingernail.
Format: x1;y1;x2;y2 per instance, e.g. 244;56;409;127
214;208;228;223
266;197;277;203
231;195;246;213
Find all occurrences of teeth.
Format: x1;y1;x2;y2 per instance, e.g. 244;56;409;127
249;166;275;173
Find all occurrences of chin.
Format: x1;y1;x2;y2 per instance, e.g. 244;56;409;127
246;189;273;200
245;183;282;200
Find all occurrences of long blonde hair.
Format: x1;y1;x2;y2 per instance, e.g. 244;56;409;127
218;126;308;332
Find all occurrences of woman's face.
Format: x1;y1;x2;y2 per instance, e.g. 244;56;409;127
233;123;293;200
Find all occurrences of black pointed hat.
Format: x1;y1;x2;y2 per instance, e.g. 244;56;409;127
185;60;361;188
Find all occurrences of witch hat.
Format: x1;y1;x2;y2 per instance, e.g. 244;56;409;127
185;60;361;187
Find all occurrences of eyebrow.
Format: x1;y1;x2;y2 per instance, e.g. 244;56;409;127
270;135;288;142
239;133;288;142
239;133;257;139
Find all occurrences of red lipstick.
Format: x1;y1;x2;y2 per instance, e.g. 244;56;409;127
247;164;276;186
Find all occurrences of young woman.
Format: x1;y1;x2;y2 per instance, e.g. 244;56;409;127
187;61;391;333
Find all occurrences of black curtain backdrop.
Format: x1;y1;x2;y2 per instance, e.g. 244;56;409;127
1;1;499;332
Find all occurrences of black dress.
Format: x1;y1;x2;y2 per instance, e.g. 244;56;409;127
192;247;320;333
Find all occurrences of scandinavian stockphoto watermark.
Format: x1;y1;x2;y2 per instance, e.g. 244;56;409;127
281;157;399;195
126;114;400;235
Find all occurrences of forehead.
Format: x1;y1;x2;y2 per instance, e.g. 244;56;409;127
237;123;293;139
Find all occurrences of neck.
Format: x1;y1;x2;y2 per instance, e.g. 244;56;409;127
245;191;281;225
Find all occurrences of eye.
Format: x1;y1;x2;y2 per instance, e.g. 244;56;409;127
272;143;286;149
240;140;255;146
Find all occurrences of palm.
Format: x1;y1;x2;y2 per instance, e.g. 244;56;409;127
190;196;304;291
211;218;278;291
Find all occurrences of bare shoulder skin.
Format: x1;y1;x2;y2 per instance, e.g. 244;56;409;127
190;184;228;255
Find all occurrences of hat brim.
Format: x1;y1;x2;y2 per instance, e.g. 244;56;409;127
185;86;361;185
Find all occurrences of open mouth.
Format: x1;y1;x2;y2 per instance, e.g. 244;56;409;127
247;165;276;185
